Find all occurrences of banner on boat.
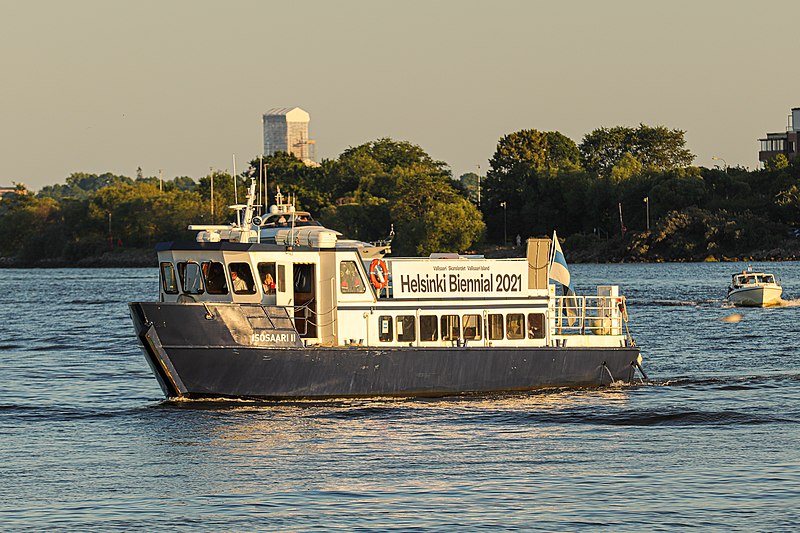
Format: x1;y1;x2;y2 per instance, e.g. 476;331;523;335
390;259;528;298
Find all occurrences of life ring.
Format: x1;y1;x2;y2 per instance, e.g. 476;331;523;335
369;258;388;290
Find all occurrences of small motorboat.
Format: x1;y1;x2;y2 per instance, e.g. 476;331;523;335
726;269;783;307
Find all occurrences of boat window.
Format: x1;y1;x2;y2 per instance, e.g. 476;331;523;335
202;261;228;295
339;260;366;294
228;262;256;295
463;314;482;340
441;315;460;341
506;314;524;340
528;313;545;339
396;315;416;342
277;264;286;293
178;261;204;294
419;315;438;341
160;262;178;294
258;262;277;295
379;315;393;342
488;314;504;340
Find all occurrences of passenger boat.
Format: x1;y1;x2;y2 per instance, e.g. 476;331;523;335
726;269;783;307
129;179;645;400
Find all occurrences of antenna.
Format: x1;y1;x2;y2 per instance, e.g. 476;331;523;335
258;154;263;216
232;154;238;205
210;167;215;224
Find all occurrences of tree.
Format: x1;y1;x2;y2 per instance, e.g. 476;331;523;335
388;170;484;255
579;124;694;175
482;129;580;242
319;138;483;254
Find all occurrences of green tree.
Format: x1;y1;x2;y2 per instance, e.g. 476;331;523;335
579;124;694;175
482;129;580;242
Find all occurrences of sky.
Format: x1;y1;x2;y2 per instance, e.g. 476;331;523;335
2;0;799;190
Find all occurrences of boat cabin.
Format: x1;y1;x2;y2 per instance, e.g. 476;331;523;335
731;271;777;287
155;179;631;351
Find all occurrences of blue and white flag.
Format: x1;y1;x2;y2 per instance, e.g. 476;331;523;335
550;231;577;326
549;231;574;296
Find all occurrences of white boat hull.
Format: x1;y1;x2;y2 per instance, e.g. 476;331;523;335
727;285;783;307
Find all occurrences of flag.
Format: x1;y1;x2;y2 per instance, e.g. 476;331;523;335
549;231;577;326
549;231;574;295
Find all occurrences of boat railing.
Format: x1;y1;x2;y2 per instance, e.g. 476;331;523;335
551;295;627;336
292;299;318;336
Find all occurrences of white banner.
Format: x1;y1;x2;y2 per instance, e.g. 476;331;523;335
390;259;528;298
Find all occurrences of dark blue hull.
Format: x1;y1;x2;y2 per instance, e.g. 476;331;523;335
130;302;642;399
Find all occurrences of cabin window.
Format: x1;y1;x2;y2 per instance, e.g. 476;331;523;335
228;262;256;295
160;262;178;294
379;315;393;342
396;315;416;342
488;314;504;340
178;261;204;294
277;264;286;292
463;314;482;340
339;260;366;294
528;313;545;339
419;315;438;341
202;261;228;295
258;262;277;295
441;315;460;341
506;314;524;340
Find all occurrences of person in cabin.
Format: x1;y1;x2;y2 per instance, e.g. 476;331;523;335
263;273;276;294
231;270;248;293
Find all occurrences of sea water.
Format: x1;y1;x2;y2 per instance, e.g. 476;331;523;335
1;263;799;531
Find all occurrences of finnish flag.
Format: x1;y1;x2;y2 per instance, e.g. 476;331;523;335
549;231;575;296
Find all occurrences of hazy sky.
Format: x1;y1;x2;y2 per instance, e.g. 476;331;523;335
2;0;799;189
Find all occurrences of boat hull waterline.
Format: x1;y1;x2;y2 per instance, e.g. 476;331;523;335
131;302;641;399
727;286;783;307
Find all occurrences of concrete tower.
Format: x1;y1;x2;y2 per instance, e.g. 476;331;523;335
262;107;315;164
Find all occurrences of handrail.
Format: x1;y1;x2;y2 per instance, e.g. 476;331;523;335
551;295;627;336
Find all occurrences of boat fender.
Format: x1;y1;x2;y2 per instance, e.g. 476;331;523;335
617;299;629;322
369;258;388;290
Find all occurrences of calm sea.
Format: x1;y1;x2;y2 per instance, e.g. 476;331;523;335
1;263;799;531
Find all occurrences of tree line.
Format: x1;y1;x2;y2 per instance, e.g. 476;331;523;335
1;126;799;266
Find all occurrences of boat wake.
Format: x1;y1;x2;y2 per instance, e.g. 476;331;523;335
645;299;722;307
775;298;800;307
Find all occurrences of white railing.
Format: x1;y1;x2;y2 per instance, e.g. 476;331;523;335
551;295;628;336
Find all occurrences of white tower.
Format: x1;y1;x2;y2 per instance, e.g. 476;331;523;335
262;107;314;164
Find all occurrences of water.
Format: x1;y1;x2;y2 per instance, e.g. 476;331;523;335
2;263;800;531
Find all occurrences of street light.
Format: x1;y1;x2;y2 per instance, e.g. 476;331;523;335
500;201;507;245
476;164;481;207
712;156;727;171
644;196;650;231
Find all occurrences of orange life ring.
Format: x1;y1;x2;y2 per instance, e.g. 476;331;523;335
369;258;388;290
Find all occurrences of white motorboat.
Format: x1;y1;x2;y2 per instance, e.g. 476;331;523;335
726;269;783;307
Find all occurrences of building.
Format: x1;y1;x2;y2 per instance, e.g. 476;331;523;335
0;185;24;199
262;107;317;165
758;107;800;164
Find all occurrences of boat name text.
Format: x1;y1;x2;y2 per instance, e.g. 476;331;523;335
250;332;297;344
399;273;523;294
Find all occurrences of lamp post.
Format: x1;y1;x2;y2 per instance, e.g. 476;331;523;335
500;201;507;245
476;164;481;207
644;196;650;231
712;156;727;171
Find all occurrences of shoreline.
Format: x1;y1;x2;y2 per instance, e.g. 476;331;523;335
2;246;799;268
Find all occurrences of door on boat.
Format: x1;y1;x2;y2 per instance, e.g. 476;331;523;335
293;262;317;338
